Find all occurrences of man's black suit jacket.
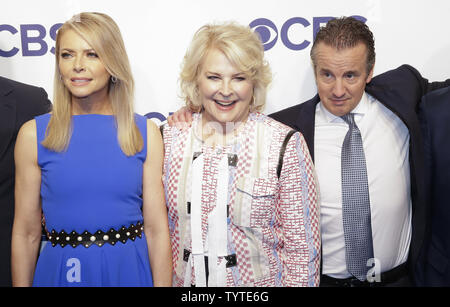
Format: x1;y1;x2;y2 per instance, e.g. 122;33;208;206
0;76;51;286
269;64;450;284
418;86;450;286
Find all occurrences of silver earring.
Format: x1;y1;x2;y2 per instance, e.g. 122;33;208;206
111;76;117;83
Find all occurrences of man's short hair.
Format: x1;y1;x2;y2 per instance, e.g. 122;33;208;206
310;17;375;74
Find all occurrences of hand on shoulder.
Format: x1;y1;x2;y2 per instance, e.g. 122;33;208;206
166;106;193;131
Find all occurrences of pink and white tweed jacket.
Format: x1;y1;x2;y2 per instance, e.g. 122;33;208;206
162;112;320;287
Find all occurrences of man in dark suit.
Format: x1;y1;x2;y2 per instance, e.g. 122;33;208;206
270;17;450;286
418;86;450;286
0;76;51;286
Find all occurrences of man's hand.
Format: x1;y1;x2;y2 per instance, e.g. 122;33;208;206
167;106;194;130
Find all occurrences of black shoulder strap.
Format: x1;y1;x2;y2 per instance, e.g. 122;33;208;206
276;130;297;179
159;123;165;139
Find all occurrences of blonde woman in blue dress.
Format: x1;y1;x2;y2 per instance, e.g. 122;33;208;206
11;12;172;287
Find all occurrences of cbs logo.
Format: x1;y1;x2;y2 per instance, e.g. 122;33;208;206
249;16;367;51
0;23;62;57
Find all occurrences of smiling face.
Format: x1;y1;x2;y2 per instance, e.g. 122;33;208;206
313;42;374;117
58;29;111;103
197;48;254;130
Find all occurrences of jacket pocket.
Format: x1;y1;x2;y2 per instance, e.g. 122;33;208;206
233;176;278;228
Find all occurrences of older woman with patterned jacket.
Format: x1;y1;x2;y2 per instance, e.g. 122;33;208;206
162;22;320;287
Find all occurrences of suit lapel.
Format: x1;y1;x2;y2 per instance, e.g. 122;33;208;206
295;94;320;162
0;80;17;158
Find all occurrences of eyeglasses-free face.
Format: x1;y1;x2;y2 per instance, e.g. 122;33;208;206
314;42;374;117
197;48;254;130
58;29;111;105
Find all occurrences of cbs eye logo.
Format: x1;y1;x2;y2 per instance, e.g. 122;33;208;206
249;18;279;51
250;16;367;51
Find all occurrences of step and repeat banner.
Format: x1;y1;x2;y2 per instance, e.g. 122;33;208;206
1;0;449;122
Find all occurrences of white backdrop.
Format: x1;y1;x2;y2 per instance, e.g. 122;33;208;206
1;0;449;123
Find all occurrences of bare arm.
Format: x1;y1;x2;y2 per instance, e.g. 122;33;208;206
143;119;173;286
11;120;42;287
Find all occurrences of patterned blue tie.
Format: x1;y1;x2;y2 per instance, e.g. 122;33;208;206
341;113;374;281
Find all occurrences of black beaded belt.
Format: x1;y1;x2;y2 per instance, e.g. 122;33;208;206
320;263;409;287
47;222;144;248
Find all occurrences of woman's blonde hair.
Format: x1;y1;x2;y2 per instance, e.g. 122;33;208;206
42;12;143;156
180;22;272;113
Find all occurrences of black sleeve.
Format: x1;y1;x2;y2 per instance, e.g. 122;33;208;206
15;85;52;132
403;64;450;97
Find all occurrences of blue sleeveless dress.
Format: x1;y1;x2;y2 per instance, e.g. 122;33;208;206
33;113;153;287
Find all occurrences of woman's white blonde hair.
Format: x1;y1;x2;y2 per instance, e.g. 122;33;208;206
180;22;272;112
42;12;143;156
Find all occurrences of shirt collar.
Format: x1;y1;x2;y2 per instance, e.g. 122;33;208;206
318;92;369;124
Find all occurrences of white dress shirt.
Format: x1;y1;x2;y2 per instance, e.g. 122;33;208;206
314;92;412;278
